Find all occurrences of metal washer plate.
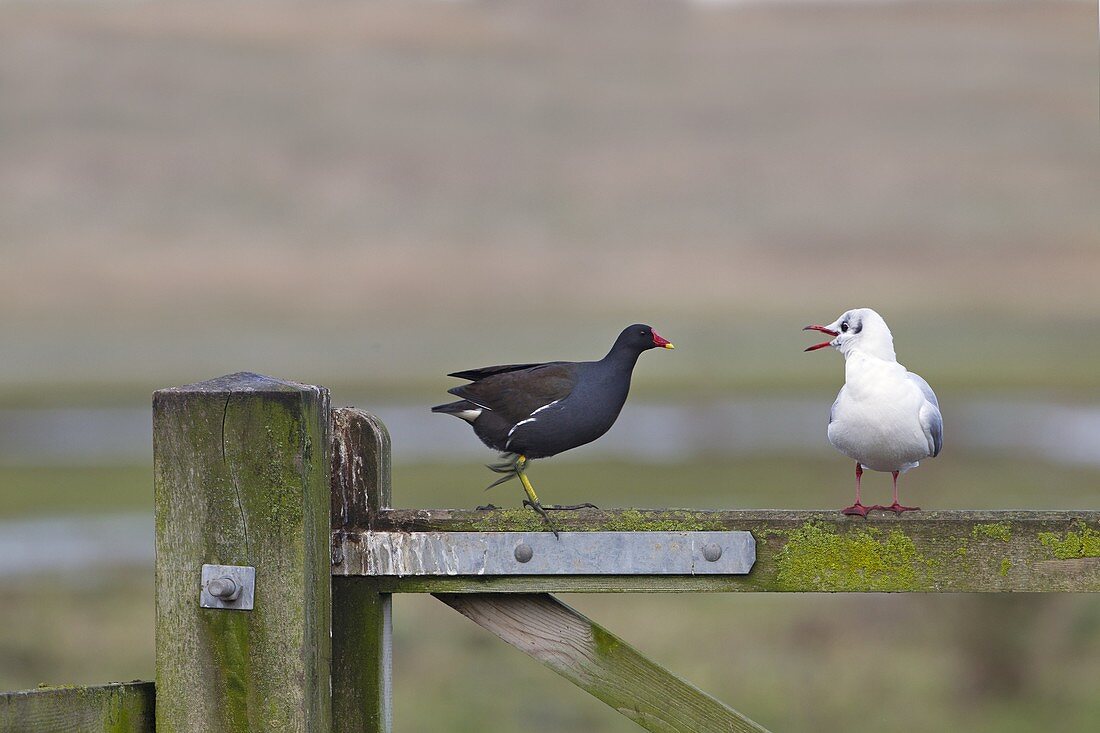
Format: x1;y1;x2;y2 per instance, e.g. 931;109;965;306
200;563;256;610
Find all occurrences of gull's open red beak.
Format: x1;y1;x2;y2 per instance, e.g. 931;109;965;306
802;325;839;352
652;330;674;349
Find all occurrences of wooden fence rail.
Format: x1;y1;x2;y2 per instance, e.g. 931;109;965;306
3;374;1098;733
0;682;154;733
337;509;1100;593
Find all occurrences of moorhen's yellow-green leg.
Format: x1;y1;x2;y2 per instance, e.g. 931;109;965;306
515;455;598;512
515;455;561;538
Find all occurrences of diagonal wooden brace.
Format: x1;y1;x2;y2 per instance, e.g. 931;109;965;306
436;593;772;733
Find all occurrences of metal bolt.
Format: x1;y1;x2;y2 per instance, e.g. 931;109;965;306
207;576;242;601
702;543;723;562
514;542;534;563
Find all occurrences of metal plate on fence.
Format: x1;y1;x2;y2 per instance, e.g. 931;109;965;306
200;564;256;610
361;531;756;576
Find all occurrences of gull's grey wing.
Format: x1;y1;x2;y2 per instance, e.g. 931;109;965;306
907;372;940;409
908;371;943;457
829;386;846;425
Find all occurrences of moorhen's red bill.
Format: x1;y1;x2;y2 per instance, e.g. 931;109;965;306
432;324;674;532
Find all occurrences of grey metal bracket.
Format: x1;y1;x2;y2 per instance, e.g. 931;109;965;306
360;531;756;576
200;563;256;610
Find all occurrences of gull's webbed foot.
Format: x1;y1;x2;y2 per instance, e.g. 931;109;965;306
841;503;872;518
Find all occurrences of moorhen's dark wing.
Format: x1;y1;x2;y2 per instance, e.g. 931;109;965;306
447;363;542;380
447;362;578;425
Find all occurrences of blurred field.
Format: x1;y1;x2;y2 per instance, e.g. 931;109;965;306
0;0;1097;400
0;0;1097;731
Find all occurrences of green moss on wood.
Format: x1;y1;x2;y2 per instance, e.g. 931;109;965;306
332;581;391;733
204;611;254;730
754;528;788;546
468;508;728;533
591;624;623;658
774;521;936;592
971;522;1012;542
470;508;548;532
1038;522;1100;559
599;509;727;532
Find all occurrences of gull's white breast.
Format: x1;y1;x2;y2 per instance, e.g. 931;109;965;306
827;353;932;473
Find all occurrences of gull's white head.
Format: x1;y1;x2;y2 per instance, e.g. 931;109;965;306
803;307;896;361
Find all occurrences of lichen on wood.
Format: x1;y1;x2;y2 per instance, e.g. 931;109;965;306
773;521;936;592
971;522;1012;542
1038;520;1100;559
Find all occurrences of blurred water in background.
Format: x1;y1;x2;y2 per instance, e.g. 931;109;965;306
2;398;1100;467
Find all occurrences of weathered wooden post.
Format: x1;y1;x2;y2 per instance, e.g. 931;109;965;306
331;408;393;733
153;373;332;732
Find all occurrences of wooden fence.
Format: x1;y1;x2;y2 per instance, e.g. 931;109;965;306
2;372;1098;732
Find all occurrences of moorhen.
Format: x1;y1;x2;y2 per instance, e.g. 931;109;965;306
433;324;674;531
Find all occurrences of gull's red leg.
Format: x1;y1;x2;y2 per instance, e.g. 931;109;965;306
884;470;920;513
841;462;871;517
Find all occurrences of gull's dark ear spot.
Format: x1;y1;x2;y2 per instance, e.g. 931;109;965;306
852;319;863;334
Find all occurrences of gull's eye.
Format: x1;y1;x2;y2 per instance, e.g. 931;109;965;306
840;322;849;333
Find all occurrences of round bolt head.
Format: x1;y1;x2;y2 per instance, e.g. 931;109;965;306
514;542;534;563
702;543;723;562
208;577;241;600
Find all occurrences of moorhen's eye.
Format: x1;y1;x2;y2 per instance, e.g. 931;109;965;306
840;323;849;333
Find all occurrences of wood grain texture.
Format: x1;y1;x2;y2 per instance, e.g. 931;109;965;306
437;594;770;733
336;509;1100;593
331;408;392;733
0;682;154;733
153;373;331;733
331;407;391;532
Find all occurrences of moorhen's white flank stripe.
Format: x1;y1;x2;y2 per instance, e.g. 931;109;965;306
505;399;563;449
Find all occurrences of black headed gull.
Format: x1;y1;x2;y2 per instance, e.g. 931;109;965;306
803;308;943;517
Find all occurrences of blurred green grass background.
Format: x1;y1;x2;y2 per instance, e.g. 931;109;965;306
0;0;1097;731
